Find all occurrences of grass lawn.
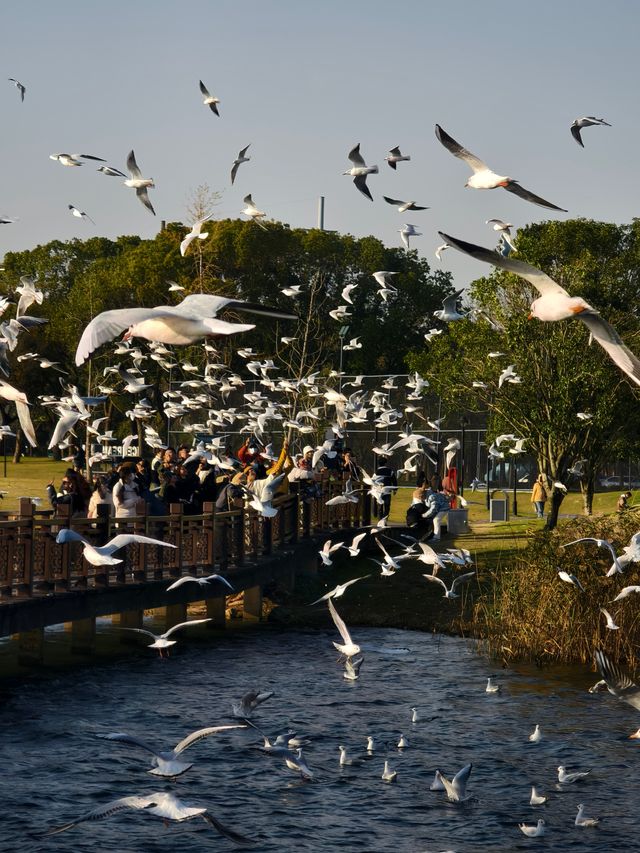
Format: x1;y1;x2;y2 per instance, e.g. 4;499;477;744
0;457;70;511
390;484;623;561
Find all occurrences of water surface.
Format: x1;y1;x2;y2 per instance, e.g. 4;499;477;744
1;625;636;852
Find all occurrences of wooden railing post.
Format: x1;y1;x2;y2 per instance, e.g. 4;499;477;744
94;504;110;588
132;499;147;583
203;502;215;572
54;503;72;593
18;498;34;597
170;503;184;576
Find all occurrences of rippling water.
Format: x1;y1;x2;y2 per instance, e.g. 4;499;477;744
2;624;638;852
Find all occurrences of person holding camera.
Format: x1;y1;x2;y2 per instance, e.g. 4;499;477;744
46;470;87;516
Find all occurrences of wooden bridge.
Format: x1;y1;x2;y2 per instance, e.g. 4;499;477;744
0;477;371;664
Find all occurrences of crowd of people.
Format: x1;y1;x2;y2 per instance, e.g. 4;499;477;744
45;435;395;521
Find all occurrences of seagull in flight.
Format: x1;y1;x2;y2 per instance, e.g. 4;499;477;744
308;574;370;605
435;124;567;211
241;194;267;228
571;116;611;147
557;569;585;591
343;143;378;201
562;537;624;576
166;573;234;592
231;144;251;185
423;571;475;599
439;232;640;387
383;196;429;213
8;77;25;101
232;689;274;718
97;165;126;177
327;597;360;658
199;79;220;115
600;608;619;630
385;146;410;169
56;528;176;566
41;791;253;843
50;152;106;167
399;223;421;249
68;204;95;225
435;242;450;261
180;217;210;256
116;618;212;657
594;648;640;709
96;724;246;778
74;293;295;364
125;150;155;215
486;219;516;250
434;289;465;321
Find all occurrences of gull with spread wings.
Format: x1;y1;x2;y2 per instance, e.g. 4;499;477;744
435;124;566;211
439;232;640;387
75;294;296;365
343;144;378;201
96;724;246;778
124;150;155;215
327;597;360;658
41;791;253;843
56;528;175;566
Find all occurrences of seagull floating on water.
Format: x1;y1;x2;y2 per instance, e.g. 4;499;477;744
519;819;545;837
530;786;546;805
557;765;590;784
434;763;472;802
575;803;600;826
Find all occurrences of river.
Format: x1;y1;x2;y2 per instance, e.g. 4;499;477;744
1;622;636;852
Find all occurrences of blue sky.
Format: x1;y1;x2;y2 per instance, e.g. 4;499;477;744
1;0;637;290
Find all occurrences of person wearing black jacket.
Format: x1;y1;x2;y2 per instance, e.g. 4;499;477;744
46;473;86;516
375;462;398;519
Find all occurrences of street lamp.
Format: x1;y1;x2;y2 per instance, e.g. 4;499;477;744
338;325;350;392
459;416;469;497
485;437;491;511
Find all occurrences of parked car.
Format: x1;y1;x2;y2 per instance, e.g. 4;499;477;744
599;476;640;489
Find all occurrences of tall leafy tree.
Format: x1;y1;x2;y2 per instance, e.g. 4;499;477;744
409;219;640;528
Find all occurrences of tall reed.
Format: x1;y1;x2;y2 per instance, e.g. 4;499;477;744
476;512;640;667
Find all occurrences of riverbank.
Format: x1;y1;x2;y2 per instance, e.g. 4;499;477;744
267;487;635;663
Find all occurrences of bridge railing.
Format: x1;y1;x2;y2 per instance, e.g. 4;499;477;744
0;473;372;601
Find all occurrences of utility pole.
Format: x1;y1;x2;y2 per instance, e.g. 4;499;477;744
317;196;325;231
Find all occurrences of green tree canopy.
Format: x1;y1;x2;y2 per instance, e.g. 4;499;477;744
408;218;640;528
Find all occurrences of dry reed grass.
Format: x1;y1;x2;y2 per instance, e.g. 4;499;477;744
478;511;640;666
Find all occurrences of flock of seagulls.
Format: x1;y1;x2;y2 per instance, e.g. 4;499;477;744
2;67;635;849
